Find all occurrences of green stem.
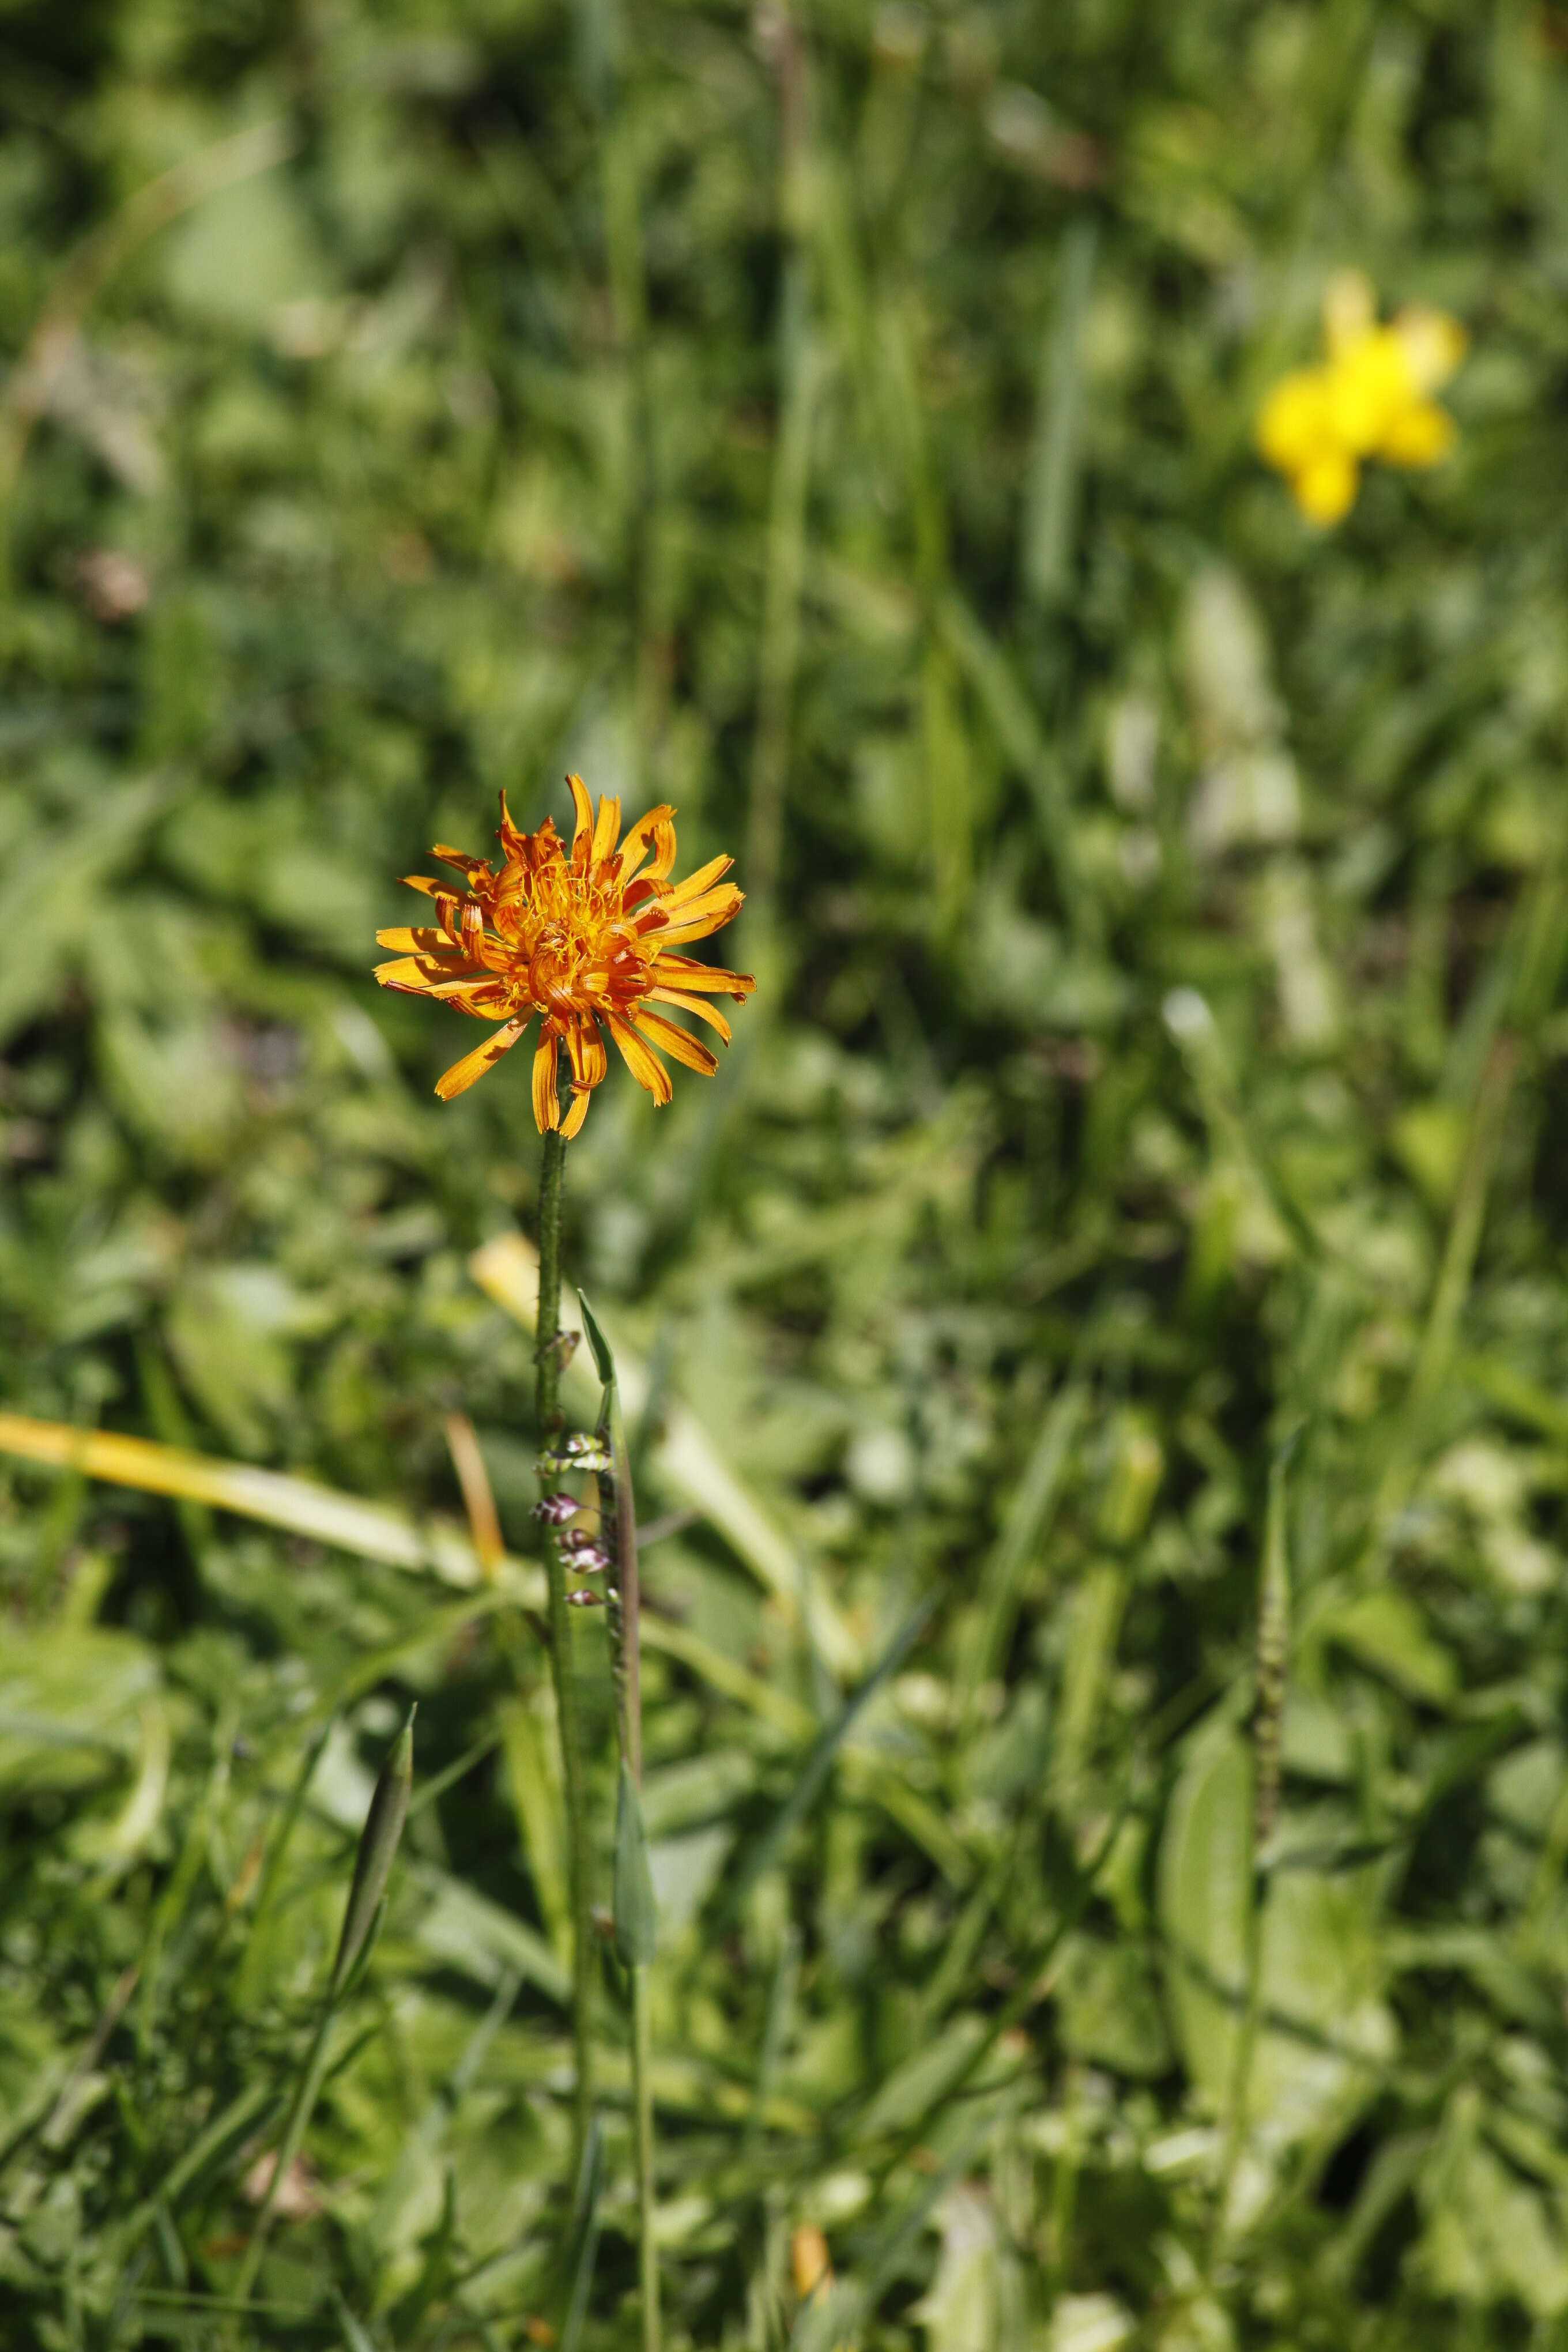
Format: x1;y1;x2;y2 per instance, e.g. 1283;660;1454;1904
233;1993;338;2308
631;1961;659;2352
594;1364;659;2352
535;1126;595;2170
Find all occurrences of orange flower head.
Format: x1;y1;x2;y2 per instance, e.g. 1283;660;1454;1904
374;776;755;1139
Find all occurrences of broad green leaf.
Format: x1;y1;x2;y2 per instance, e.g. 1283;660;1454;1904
1159;1720;1253;2111
0;1624;160;1792
1325;1588;1458;1706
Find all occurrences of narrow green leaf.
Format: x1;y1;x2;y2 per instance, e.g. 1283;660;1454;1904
726;1593;935;1914
962;1377;1085;1706
333;1706;415;1996
576;1287;616;1389
559;2113;605;2352
1023;214;1098;608
614;1760;657;1967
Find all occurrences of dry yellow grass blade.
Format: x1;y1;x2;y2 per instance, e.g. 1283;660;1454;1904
0;1412;538;1600
469;1231;863;1679
0;1409;967;1877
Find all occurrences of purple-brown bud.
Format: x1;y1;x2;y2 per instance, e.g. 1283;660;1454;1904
561;1532;610;1571
532;1492;579;1525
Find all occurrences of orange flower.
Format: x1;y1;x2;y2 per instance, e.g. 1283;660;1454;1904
375;777;755;1139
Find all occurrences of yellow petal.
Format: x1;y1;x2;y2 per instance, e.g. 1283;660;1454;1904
604;1010;673;1106
1325;330;1411;453
792;2225;832;2299
632;1005;719;1076
532;1033;561;1132
1256;370;1333;472
1292;450;1358;525
1378;398;1457;468
1393;306;1467;396
560;1087;591;1140
1322;268;1377;358
648;986;732;1043
435;1016;529;1100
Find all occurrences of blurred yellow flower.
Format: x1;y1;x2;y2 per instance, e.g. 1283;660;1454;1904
375;777;754;1137
791;2225;853;2347
1257;270;1466;525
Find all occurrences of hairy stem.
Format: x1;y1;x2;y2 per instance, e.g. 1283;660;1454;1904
536;1126;594;2168
632;1960;659;2352
597;1365;658;2351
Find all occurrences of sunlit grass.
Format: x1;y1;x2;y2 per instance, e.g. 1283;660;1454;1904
0;0;1565;2345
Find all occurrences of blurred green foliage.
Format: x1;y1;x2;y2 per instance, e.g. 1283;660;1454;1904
3;0;1568;2344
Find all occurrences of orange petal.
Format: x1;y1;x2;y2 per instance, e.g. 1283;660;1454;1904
631;1005;718;1077
566;1015;608;1088
567;773;594;862
399;874;451;900
498;792;527;860
619;804;677;882
372;953;490;991
376;926;456;952
647;985;732;1043
435;1016;529;1100
528;813;566;871
604;1010;673;1106
591;793;622;868
432;844;492;885
532;1032;561;1132
654;888;744;944
655;853;734;909
560;1087;591;1140
372;954;477;991
655;955;756;998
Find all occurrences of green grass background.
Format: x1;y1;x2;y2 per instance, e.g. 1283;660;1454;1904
3;0;1568;2343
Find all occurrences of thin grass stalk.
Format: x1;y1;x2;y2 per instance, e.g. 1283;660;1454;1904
231;1993;338;2310
746;0;815;914
534;1125;595;2171
1209;1448;1292;2276
234;1712;413;2311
